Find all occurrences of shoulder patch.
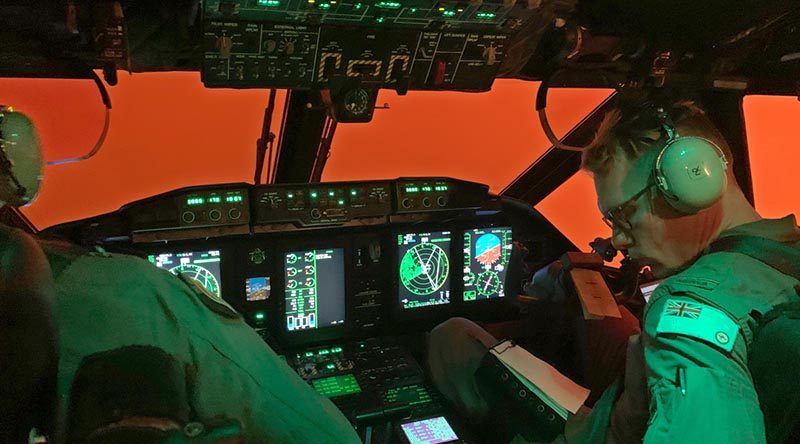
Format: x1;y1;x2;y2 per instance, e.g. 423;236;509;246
178;273;240;319
655;299;739;352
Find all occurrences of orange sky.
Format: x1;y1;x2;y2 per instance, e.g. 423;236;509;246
0;73;797;251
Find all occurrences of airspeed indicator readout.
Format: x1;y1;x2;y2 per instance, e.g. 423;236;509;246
463;227;512;301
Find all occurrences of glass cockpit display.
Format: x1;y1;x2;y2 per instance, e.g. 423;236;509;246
398;231;451;309
148;250;222;297
245;277;271;301
284;248;346;331
463;227;512;301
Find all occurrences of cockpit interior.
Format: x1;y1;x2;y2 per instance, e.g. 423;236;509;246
1;0;798;442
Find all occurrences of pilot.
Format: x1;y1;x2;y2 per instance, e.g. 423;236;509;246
0;107;361;443
0;106;58;442
428;97;800;443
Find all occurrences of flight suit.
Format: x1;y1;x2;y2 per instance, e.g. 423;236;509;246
428;216;800;444
562;215;800;444
41;240;361;444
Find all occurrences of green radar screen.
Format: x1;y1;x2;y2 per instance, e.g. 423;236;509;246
148;250;222;298
398;231;451;309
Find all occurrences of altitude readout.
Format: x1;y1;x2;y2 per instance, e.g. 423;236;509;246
398;231;451;309
463;227;512;301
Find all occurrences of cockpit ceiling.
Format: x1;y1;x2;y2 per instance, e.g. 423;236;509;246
0;0;798;95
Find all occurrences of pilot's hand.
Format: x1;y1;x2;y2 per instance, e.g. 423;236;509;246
520;260;569;303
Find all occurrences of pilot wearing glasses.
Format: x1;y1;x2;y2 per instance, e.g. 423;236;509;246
428;98;800;443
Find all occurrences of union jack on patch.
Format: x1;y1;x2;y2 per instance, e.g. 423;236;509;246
664;300;703;319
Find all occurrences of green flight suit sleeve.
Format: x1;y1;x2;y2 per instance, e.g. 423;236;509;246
640;290;766;444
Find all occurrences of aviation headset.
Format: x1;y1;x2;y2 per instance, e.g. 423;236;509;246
651;105;729;214
0;106;43;206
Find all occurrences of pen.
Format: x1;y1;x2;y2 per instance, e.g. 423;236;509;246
678;367;687;396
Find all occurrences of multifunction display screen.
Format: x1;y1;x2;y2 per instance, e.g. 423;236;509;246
398;231;451;309
463;227;512;301
400;416;459;444
245;277;271;301
148;250;222;298
284;248;345;331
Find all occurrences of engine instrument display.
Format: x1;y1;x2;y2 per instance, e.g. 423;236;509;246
463;227;512;301
398;231;451;309
284;248;346;331
148;250;223;298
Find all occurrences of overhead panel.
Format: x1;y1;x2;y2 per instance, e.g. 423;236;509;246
201;0;535;92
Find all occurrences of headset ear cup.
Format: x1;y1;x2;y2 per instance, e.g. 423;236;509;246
654;137;728;214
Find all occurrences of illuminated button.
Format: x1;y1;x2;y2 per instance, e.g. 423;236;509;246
181;211;196;224
305;351;314;357
209;209;222;221
311;191;318;199
328;191;335;197
229;208;242;219
254;312;266;320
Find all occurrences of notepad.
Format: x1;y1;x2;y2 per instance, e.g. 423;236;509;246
489;340;590;419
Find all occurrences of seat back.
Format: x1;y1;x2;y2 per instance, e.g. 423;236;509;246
0;226;57;443
749;303;800;444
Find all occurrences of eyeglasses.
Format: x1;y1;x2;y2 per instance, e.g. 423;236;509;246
601;180;655;231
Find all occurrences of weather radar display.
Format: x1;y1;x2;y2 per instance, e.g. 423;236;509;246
148;250;222;298
463;227;512;301
398;231;451;309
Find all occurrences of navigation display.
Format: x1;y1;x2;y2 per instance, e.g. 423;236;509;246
284;248;345;331
245;277;271;301
398;231;451;309
463;227;512;301
148;250;222;298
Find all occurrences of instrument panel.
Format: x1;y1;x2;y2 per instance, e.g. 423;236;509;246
45;177;575;443
138;222;517;346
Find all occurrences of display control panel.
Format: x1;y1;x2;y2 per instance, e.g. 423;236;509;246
50;178;490;243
